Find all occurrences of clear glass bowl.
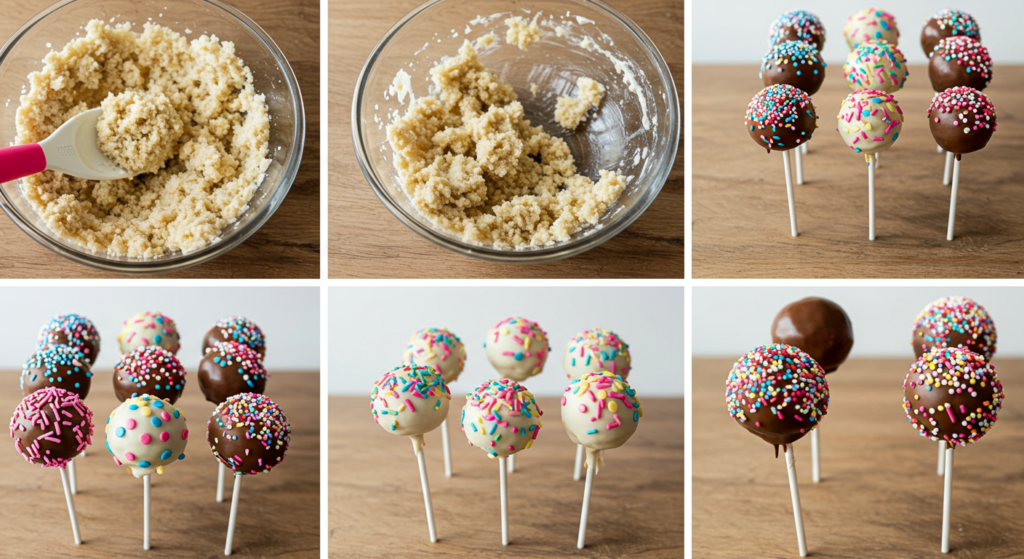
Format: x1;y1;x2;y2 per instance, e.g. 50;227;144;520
352;0;679;263
0;0;304;273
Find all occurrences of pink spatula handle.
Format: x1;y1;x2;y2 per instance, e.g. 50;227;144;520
0;143;46;183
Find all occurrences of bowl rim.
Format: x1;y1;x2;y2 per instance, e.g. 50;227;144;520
0;0;305;274
351;0;680;264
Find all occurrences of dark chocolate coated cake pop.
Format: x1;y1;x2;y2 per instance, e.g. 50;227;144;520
928;36;992;93
198;341;267;405
928;87;996;155
113;345;187;404
21;345;92;399
202;316;266;358
920;9;980;57
912;296;996;360
10;387;93;467
772;297;854;373
768;10;826;51
761;41;826;96
745;84;817;153
36;314;100;365
207;393;289;475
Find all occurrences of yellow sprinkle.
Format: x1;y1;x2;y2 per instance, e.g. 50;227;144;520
524;337;531;350
864;122;873;131
157;465;164;475
140;406;152;417
126;467;132;475
609;400;618;412
236;423;244;428
397;403;406;412
501;328;510;335
597;389;607;400
525;440;533;449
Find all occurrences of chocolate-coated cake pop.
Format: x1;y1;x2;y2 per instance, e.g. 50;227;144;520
202;316;266;358
21;345;93;399
403;327;466;384
562;328;631;379
113;345;187;404
912;296;996;360
745;84;817;153
768;10;826;51
921;9;980;57
208;393;290;475
771;297;854;373
837;90;904;156
903;347;1002;446
725;344;829;453
928;86;997;155
198;341;267;405
11;387;93;467
118;311;181;355
484;317;550;382
36;314;100;365
844;8;900;50
760;41;827;96
928;36;992;93
105;394;188;477
462;378;542;459
844;40;908;93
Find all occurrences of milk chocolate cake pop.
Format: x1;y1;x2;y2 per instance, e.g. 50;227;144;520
921;9;980;57
21;345;93;399
403;327;466;384
837;90;904;156
208;393;289;475
928;37;992;93
745;84;817;153
903;347;1002;446
113;345;187;404
844;40;908;93
562;328;631;379
198;341;267;405
768;10;826;51
484;317;550;382
11;387;93;467
462;378;543;459
725;344;829;453
118;311;181;355
371;364;450;452
760;41;827;96
928;86;997;155
37;314;100;365
105;394;188;477
561;371;641;464
844;8;900;50
202;316;266;358
912;296;996;360
771;297;854;373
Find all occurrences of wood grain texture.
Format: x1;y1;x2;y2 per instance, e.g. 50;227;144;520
328;0;683;279
692;65;1024;278
693;358;1024;558
0;371;320;558
328;395;684;557
0;0;319;279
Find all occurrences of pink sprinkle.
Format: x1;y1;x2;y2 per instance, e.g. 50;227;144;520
125;452;135;461
561;396;567;406
126;418;137;430
404;399;416;412
160;432;170;442
578;403;587;413
182;429;189;440
140;433;152;445
946;406;956;423
161;411;171;421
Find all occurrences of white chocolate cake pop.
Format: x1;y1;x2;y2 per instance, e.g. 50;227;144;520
462;378;543;459
371;365;450;453
118;312;181;355
484;317;549;382
105;394;189;478
844;40;908;93
837;90;903;157
561;371;642;470
844;8;900;50
562;329;632;380
403;328;466;384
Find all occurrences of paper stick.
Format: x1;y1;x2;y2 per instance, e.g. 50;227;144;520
785;445;808;557
943;152;953;186
937;440;945;476
440;417;452;478
577;453;596;549
143;474;151;550
69;457;77;495
868;158;876;241
499;457;509;546
225;474;242;555
810;429;820;483
795;144;804;185
573;444;585;481
783;151;798;236
947;157;961;241
937;144;943;153
508;454;515;473
801;142;808;155
941;445;954;553
875;153;880;169
60;467;82;545
217;462;226;502
415;443;438;543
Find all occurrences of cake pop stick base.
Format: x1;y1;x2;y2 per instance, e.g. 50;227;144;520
217;462;226;502
60;467;81;545
508;454;515;473
875;153;880;169
947;157;961;241
868;158;876;241
942;445;954;553
801;142;808;155
69;457;77;495
785;445;808;557
225;474;241;555
937;440;945;476
577;450;596;549
440;417;452;478
810;429;820;483
573;444;584;481
783;151;798;236
499;457;509;546
144;474;151;550
943;152;954;186
81;448;86;458
794;145;804;185
414;439;438;543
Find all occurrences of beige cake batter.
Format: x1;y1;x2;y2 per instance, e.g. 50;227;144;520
556;77;606;130
386;43;626;249
16;20;270;258
505;16;541;50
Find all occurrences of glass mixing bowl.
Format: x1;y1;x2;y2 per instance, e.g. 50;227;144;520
0;0;304;273
353;0;679;263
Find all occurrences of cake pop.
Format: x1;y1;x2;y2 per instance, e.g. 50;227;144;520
118;311;181;355
771;298;854;373
912;296;995;360
403;327;465;478
760;41;827;96
928;37;992;93
844;8;900;50
37;314;100;365
768;10;826;51
105;394;188;477
921;9;980;56
21;345;92;399
202;316;266;358
484;317;549;382
844;40;909;93
113;345;187;404
198;341;268;405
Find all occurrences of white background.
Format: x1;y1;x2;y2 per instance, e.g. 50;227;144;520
328;286;684;397
0;286;320;371
692;0;1024;64
692;286;1023;357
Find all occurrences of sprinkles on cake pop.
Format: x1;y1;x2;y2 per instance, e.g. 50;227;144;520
371;364;451;430
206;341;268;390
837;89;903;160
745;84;816;151
207;316;266;355
912;296;996;359
844;40;908;92
36;314;100;363
208;393;290;474
930;37;993;85
11;387;93;467
564;329;632;378
115;345;187;399
925;9;980;42
462;378;542;458
21;345;92;393
768;10;825;48
404;327;466;383
561;371;642;431
844;8;900;49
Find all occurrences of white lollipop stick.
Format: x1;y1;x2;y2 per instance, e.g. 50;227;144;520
217;462;226;502
943;151;953;186
937;440;945;476
937;143;943;153
875;153;880;169
508;454;515;473
414;442;438;543
225;474;242;555
868;158;876;241
440;417;452;478
810;429;820;483
60;467;82;545
795;145;804;185
499;457;509;546
69;457;77;495
785;445;808;557
783;151;798;236
573;444;584;481
143;474;151;550
801;142;808;155
81;448;86;457
947;157;961;241
577;452;596;549
941;445;954;553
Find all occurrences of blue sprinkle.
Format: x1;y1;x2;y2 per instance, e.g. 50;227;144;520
160;449;172;460
116;427;126;437
151;417;163;427
139;460;151;468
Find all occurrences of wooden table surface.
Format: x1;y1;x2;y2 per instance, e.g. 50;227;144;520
692;65;1024;278
0;371;320;558
328;395;684;558
692;358;1024;558
0;0;320;279
328;0;684;278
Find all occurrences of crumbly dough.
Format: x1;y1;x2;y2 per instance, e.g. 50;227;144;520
97;90;183;175
556;77;606;130
529;83;539;95
505;17;541;51
386;43;626;249
16;20;270;258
